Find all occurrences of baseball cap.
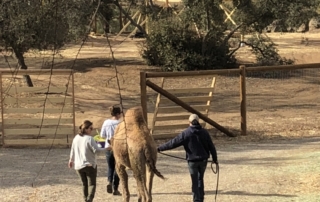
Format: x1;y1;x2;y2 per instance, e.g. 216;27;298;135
188;114;199;122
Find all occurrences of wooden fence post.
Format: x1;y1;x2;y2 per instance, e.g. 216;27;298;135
71;71;76;147
140;71;148;125
240;65;247;136
0;72;4;146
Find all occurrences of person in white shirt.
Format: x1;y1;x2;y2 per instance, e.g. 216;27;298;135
69;120;109;202
100;106;122;195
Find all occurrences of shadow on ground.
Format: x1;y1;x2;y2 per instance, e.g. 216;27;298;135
154;190;297;198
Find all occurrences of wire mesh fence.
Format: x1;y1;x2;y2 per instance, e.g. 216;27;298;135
246;66;320;137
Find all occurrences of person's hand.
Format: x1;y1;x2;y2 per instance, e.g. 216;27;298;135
68;161;73;169
106;146;112;151
213;160;218;165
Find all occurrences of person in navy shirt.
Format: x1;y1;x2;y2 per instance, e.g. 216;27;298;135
157;114;218;202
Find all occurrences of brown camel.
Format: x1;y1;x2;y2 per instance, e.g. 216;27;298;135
110;106;165;202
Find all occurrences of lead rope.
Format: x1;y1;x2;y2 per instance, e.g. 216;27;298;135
211;162;219;202
159;152;219;201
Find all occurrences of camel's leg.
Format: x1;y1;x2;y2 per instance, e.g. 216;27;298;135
136;185;142;202
131;156;150;202
146;164;154;201
116;163;130;202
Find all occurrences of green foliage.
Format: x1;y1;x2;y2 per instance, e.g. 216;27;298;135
0;0;96;53
141;19;235;71
141;0;320;71
232;0;320;32
246;34;294;66
181;0;224;30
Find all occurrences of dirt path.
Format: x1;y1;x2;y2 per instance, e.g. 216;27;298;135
1;137;319;202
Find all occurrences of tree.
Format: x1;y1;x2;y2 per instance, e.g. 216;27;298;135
141;0;320;71
0;0;97;86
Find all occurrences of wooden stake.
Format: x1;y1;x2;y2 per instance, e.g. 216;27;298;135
150;77;165;135
125;18;146;40
114;10;140;40
220;4;237;25
145;0;149;34
204;77;216;127
0;72;4;146
146;80;236;137
240;65;247;136
71;71;76;146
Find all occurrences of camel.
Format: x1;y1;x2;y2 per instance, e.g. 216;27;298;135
110;106;165;202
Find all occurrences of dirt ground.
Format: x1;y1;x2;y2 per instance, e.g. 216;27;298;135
1;137;320;202
1;32;320;201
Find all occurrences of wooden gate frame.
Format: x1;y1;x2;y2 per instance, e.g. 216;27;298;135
149;77;216;138
0;69;76;147
140;69;244;138
141;63;320;138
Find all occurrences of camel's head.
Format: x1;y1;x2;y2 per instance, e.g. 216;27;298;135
123;106;145;124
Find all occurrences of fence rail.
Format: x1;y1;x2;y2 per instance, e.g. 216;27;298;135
141;63;320;138
0;69;75;147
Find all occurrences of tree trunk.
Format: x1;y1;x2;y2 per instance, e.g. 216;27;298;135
104;22;110;34
12;48;34;87
304;20;309;32
206;7;211;30
119;9;123;30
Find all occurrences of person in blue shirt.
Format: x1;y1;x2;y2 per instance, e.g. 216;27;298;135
157;114;218;202
100;106;122;196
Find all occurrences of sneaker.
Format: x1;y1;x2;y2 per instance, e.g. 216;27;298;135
113;189;121;196
106;184;113;194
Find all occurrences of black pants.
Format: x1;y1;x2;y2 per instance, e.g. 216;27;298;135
106;150;119;190
76;166;97;202
188;160;208;202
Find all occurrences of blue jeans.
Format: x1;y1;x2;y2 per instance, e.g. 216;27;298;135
106;150;119;190
188;160;208;202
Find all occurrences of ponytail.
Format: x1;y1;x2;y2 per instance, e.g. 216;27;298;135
78;120;93;135
109;105;122;116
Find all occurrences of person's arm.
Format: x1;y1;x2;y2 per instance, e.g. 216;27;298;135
100;121;107;139
105;121;122;149
206;131;218;163
90;137;106;153
68;141;75;168
158;132;185;152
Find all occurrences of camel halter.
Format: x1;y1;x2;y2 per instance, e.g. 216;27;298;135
159;152;220;202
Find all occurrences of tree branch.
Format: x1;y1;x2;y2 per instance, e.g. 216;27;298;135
149;0;155;14
223;23;243;45
227;42;241;59
242;41;267;58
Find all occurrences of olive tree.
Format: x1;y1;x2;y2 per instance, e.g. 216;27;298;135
0;0;97;86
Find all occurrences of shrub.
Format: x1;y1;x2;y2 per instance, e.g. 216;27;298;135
140;19;236;71
246;34;294;66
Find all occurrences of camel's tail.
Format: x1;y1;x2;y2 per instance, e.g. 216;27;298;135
145;146;165;180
